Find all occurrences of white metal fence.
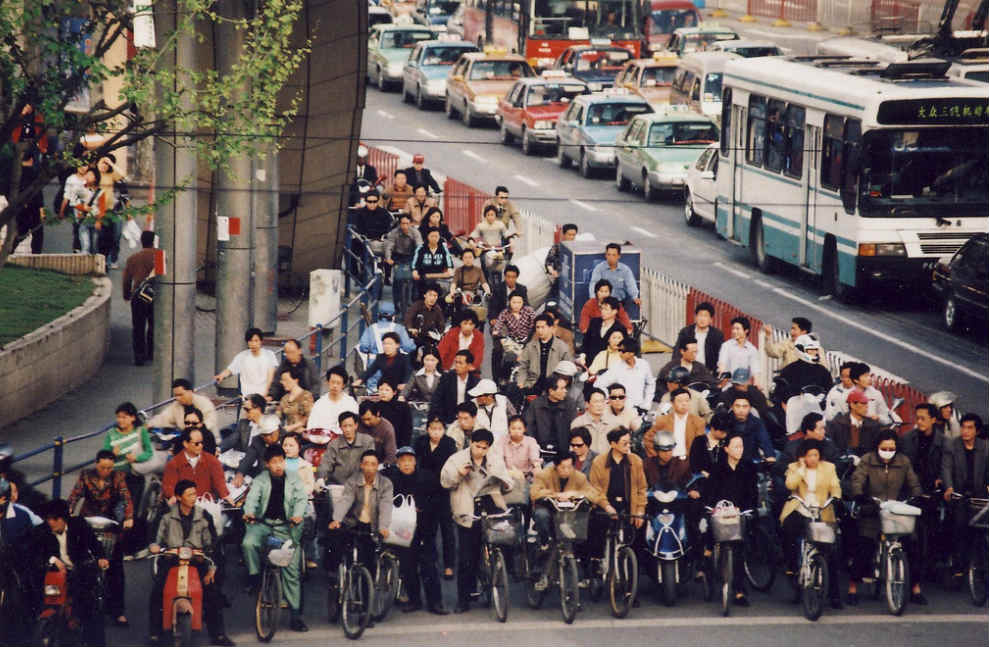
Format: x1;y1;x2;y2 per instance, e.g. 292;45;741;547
640;266;690;349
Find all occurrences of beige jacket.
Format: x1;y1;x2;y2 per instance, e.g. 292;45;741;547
440;447;513;528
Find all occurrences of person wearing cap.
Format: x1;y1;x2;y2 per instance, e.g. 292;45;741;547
928;391;961;440
826;389;881;456
659;366;713;422
351;144;379;206
716;316;760;384
404;154;442;195
644;431;694;492
644;388;705;459
727;393;776;463
761;317;816;368
775;333;833;402
597;338;656;414
233;414;282;487
571;388;617;455
714;367;770;422
439;428;513;613
657;337;715;388
471;378;517;439
516;313;574;393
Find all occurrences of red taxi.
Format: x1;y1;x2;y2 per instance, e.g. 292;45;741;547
495;72;590;154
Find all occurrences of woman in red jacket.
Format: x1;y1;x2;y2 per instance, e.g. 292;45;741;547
437;310;484;372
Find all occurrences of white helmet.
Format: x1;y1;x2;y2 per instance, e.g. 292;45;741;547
357;144;369;158
553;360;580;377
794;333;821;363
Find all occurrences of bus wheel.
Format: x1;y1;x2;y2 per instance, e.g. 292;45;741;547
823;240;854;302
749;215;775;274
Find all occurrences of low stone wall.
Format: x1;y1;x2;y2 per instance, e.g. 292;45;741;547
0;276;112;428
7;253;107;276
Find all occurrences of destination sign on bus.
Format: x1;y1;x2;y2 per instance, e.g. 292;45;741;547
877;98;989;125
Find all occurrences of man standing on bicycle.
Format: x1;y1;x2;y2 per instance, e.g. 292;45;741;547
241;445;309;632
440;429;513;613
147;480;234;646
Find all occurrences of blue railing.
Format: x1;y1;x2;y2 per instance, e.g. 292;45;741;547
11;225;383;498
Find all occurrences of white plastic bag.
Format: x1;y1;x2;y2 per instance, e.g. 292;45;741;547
197;493;225;538
122;217;142;249
384;494;417;547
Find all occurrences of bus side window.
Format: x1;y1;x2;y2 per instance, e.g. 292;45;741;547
765;98;786;173
820;114;844;190
690;78;700;102
720;87;731;156
747;95;766;167
841;118;862;215
784;104;805;178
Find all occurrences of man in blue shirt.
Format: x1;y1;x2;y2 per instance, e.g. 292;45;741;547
588;243;639;307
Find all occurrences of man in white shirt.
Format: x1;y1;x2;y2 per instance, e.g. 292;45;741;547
717;316;760;382
602;383;642;431
824;362;855;421
470;379;516;440
214;327;279;398
307;366;359;441
597;339;656;413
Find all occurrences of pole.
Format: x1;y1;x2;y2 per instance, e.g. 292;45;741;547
214;0;255;391
152;0;198;403
252;145;279;334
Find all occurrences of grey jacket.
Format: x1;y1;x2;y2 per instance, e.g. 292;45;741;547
334;471;394;532
317;432;376;485
384;226;422;263
941;437;988;495
440;448;512;528
516;336;574;389
155;504;217;553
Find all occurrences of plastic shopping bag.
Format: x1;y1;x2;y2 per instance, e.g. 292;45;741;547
384;494;417;548
122;217;142;249
197;493;225;538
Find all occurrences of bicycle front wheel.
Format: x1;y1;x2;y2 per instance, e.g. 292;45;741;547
341;565;374;640
885;546;908;616
743;524;776;592
969;535;988;607
801;552;828;622
719;545;733;618
372;552;400;621
559;554;580;624
490;549;510;623
255;567;282;642
608;545;638;618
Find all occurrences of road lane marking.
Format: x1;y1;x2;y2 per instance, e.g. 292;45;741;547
631;225;657;239
769;286;989;384
512;174;539;187
713;261;752;280
416;128;438;139
462;150;483;161
375;109;395;120
754;279;774;289
569;199;597;212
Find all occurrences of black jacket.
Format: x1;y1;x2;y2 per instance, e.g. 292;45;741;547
413;434;457;500
673;324;724;373
942;437;988;495
38;517;103;566
900;427;945;491
378;399;414;449
716;385;771;421
354;206;393;239
688;434;724;475
429;370;479;424
776;360;834;402
488;282;528;321
704;459;757;511
360;352;413;387
581;317;623;366
268;355;320;401
382;464;436;509
523;394;579;451
827;414;881;456
237;435;274;477
403;166;442;194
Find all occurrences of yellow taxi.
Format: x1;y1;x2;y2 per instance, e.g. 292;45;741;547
444;48;536;127
614;54;680;108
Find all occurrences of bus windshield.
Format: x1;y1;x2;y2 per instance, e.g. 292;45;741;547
703;72;722;99
531;0;642;40
526;83;588;105
860;128;988;217
650;9;699;34
585;102;651;125
647;121;718;146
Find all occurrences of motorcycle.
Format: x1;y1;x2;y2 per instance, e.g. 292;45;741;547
645;474;706;606
153;546;214;646
473;237;516;289
446;288;489;327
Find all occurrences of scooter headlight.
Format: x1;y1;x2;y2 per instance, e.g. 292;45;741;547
658;513;675;526
178;546;193;560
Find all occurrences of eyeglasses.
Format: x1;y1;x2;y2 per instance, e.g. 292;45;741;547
366;199;379;204
569;442;586;448
187;440;203;446
609;395;626;400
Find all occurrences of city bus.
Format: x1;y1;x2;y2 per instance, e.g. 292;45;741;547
715;57;988;299
459;0;643;69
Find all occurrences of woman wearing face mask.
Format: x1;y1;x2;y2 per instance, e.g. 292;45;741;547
847;430;924;606
704;433;757;606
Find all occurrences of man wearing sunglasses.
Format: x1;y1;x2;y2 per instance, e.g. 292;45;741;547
353;190;393;258
162;426;231;505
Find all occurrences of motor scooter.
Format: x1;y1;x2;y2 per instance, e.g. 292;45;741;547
645;474;706;606
154;546;214;646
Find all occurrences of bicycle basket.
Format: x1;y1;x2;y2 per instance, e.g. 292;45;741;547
710;509;743;543
553;507;590;542
968;498;988;529
483;511;521;547
806;521;836;545
879;510;916;536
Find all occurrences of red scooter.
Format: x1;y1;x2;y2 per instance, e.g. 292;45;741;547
37;563;76;646
154;546;213;646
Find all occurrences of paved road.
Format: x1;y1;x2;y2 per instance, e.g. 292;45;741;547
360;85;988;419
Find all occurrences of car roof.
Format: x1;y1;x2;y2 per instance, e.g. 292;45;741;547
566;45;633;54
514;77;588;86
460;51;529;62
576;92;651;105
632;109;716;123
627;56;679;67
420;40;475;48
673;25;739;36
711;40;779;49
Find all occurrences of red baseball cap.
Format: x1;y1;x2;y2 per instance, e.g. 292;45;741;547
412;154;424;163
846;389;868;404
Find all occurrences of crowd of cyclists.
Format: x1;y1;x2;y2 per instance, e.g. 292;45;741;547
0;152;986;644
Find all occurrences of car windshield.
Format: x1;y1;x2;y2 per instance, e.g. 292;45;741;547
526;83;587;105
575;49;632;71
703;72;722;98
469;60;532;80
422;46;472;65
860;127;988;217
650;9;699;34
641;65;676;85
647;121;718;146
730;45;782;58
585;102;651;125
380;30;434;48
530;0;641;40
682;31;738;53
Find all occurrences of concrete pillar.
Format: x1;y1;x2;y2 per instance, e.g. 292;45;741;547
214;0;255;389
252;146;279;334
152;0;198;403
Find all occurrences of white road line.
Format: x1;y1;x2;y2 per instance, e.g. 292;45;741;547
713;261;752;280
416;128;438;139
462;150;483;161
631;225;657;239
375;109;395;120
770;286;989;384
754;279;774;289
569;199;598;212
512;174;539;187
361;613;985;637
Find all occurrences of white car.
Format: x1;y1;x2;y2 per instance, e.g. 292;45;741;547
683;142;719;226
707;40;784;58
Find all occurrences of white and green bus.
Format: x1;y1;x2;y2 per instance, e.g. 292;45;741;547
715;57;988;299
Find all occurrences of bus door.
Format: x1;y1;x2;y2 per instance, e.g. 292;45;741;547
801;124;820;269
729;103;745;241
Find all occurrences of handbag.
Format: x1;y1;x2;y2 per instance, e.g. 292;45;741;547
136;272;156;304
384;494;417;548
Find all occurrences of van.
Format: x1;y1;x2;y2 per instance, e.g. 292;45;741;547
814;37;907;62
670;51;737;122
948;48;988;82
644;1;702;54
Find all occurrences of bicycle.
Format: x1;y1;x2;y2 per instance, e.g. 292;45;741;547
951;493;988;606
84;515;120;615
706;500;755;617
858;498;921;616
587;502;640;619
787;496;837;621
525;497;589;624
744;460;778;593
371;533;401;622
327;527;376;640
254;523;297;642
470;498;519;623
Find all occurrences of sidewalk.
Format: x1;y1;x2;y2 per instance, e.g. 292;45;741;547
700;7;846;55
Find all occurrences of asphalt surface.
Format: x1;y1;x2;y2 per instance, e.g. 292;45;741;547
360;74;988;420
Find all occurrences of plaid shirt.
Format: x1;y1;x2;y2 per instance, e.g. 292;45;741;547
493;306;536;344
67;468;134;521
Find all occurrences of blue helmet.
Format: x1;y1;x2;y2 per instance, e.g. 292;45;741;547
378;302;395;319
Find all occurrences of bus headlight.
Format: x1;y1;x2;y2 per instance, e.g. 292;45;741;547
858;243;906;257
